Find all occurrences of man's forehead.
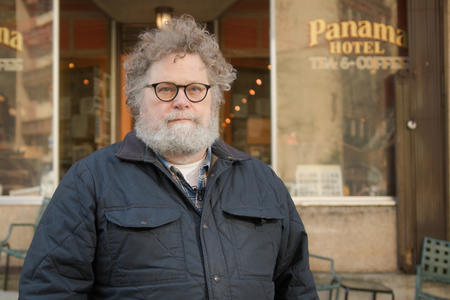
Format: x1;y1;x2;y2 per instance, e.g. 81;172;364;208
147;53;209;82
160;53;205;67
171;52;187;63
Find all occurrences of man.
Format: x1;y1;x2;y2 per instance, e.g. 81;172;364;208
19;15;318;299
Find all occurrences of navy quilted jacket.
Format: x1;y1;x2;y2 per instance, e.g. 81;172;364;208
19;131;317;299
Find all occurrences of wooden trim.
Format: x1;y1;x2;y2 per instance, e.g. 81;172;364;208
445;0;450;243
293;196;396;207
397;0;447;273
120;54;132;140
395;65;415;272
0;196;43;205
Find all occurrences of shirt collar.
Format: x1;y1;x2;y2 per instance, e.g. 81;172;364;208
155;147;212;173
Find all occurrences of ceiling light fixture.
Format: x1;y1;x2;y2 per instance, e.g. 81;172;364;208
155;6;174;29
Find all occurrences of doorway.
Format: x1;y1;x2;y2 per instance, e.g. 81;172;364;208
115;0;271;164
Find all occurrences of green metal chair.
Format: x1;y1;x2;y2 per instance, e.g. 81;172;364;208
310;253;341;300
415;237;450;300
0;197;50;290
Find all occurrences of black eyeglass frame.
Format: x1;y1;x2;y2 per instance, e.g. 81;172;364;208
145;82;211;103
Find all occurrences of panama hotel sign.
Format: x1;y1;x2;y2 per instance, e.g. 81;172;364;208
0;27;24;71
308;19;409;71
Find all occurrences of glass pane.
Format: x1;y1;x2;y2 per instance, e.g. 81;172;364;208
225;60;271;164
0;0;54;196
276;0;407;197
219;0;271;165
59;0;111;178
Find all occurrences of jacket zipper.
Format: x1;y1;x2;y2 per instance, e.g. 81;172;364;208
199;158;234;300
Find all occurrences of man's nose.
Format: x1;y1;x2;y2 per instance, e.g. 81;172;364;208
172;87;191;109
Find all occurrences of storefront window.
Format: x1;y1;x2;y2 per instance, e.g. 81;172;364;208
59;0;111;178
276;0;407;197
0;0;54;196
220;0;271;164
225;59;271;164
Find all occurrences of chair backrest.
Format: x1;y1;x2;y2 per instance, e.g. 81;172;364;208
419;237;450;284
34;197;51;226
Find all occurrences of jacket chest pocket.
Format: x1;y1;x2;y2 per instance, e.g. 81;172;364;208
104;207;186;285
222;205;283;280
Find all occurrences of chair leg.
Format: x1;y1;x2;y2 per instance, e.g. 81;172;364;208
0;251;2;290
344;287;349;300
4;252;10;291
335;287;340;300
372;291;376;300
328;289;333;300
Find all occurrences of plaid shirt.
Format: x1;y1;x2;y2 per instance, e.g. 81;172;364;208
156;148;211;213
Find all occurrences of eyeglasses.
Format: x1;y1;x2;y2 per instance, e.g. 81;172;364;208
145;82;211;103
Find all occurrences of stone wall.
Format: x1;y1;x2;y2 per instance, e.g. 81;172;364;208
297;204;398;272
0;205;40;267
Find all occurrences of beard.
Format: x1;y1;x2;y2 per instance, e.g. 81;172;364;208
135;108;219;158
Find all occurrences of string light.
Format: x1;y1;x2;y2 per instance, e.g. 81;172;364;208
241;98;247;104
267;64;271;70
256;78;262;86
83;79;89;85
249;89;255;96
225;118;231;124
234;105;241;112
69;62;75;69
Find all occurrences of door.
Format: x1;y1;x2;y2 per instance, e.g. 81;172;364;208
396;0;447;272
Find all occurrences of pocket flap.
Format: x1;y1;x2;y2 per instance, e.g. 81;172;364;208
222;204;283;220
105;207;181;228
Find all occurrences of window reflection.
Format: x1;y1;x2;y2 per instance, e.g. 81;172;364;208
0;0;53;196
220;0;271;164
59;0;111;178
277;0;407;197
226;62;271;164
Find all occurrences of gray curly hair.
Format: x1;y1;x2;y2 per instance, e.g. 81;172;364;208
124;15;236;118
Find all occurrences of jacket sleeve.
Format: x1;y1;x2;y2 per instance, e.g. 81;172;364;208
19;161;97;300
273;177;318;300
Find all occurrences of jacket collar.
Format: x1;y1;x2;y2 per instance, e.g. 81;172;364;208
210;139;251;161
115;130;251;163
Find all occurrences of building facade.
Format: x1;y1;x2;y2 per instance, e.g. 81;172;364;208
0;0;449;280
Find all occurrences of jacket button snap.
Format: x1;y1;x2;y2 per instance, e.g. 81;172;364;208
202;223;208;229
213;275;220;282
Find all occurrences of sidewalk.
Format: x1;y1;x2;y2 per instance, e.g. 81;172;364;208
0;273;19;300
0;290;18;300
